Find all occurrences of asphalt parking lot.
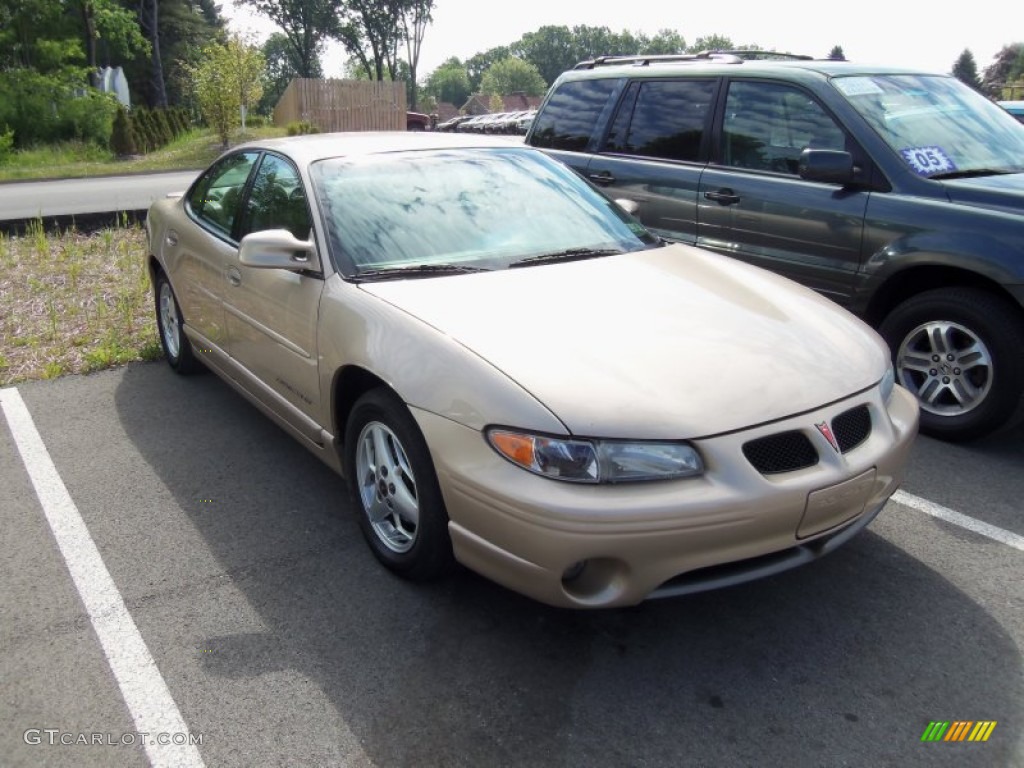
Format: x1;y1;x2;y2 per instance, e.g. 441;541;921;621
2;363;1021;767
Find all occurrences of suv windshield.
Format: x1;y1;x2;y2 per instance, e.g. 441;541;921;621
312;148;657;278
833;74;1024;178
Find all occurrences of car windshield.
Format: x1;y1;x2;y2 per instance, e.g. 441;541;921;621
311;147;657;278
833;74;1024;178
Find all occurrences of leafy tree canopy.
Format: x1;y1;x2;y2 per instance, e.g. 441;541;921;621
981;42;1024;97
479;57;546;97
424;61;471;107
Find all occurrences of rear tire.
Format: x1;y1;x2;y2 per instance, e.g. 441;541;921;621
154;272;200;374
344;388;454;580
879;287;1024;441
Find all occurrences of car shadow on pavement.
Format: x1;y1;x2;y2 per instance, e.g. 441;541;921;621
114;362;1022;768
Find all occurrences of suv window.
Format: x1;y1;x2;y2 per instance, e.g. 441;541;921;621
605;79;716;162
187;152;260;237
239;153;312;240
530;79;618;151
722;81;845;174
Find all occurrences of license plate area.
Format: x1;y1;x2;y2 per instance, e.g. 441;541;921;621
798;468;877;539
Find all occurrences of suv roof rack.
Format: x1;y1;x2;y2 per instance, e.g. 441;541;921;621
574;52;742;69
712;49;815;60
573;50;814;69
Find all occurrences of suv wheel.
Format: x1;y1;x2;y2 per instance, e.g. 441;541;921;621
880;288;1024;441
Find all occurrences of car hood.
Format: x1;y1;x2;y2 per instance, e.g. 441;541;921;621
941;171;1024;214
360;244;888;438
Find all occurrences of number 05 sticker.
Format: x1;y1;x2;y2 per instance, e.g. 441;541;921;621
900;145;956;176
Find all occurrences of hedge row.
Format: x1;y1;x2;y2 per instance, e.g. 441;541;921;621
111;106;192;156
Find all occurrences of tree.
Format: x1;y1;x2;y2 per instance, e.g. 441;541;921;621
260;32;320;114
465;46;510;92
124;0;226;108
240;0;336;79
424;58;471;106
952;49;982;91
828;45;846;61
334;0;405;82
689;35;735;53
981;43;1024;98
488;92;503;112
479;57;546;97
226;36;265;132
640;29;686;55
398;0;433;109
188;40;254;147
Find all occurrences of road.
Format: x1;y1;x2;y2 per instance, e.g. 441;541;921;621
0;171;198;221
1;364;1021;767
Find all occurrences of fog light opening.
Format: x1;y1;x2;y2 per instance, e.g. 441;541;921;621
561;560;587;583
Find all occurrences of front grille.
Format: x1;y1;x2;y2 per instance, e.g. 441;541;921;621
833;404;871;453
742;431;818;474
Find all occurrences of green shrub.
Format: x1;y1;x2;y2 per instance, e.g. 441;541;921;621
110;106;137;156
286;120;319;136
153;108;173;145
0;126;14;163
0;68;115;147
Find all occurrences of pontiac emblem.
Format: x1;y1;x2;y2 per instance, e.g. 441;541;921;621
816;421;840;453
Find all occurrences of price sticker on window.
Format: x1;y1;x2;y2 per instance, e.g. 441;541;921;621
899;145;956;176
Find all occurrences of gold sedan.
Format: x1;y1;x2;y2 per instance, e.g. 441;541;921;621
146;132;918;608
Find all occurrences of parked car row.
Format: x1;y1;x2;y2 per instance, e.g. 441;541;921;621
436;110;536;135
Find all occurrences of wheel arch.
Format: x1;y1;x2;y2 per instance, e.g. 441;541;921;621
331;365;396;452
864;264;1024;327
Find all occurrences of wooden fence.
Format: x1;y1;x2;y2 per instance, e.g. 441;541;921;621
273;79;407;132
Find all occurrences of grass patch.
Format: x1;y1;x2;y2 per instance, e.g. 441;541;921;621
0;222;161;385
0;125;288;182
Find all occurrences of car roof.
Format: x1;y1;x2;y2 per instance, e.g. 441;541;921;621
999;100;1024;112
557;54;946;83
231;132;524;166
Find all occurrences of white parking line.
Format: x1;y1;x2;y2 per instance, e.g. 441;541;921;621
892;489;1024;552
0;388;206;768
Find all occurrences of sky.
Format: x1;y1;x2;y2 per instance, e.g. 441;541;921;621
223;0;1014;82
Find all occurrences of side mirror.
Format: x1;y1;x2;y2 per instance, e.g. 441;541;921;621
798;149;856;185
615;198;640;216
239;229;320;272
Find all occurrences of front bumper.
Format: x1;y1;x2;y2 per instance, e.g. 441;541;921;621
413;385;918;608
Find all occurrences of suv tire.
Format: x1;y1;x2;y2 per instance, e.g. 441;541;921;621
880;288;1024;441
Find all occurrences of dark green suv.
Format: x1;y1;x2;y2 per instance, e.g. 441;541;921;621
526;52;1024;441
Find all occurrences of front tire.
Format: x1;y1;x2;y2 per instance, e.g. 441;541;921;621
879;287;1024;441
154;272;200;374
344;388;454;580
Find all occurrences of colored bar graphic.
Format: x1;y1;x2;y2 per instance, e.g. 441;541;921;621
921;721;949;741
921;720;996;742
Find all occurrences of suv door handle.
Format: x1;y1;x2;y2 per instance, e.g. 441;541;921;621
704;189;741;205
588;171;616;185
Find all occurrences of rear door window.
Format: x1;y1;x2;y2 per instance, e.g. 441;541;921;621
530;79;619;151
604;79;717;162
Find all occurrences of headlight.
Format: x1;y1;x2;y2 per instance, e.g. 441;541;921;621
487;429;703;483
880;363;895;403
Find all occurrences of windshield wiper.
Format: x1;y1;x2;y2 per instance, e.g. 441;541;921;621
929;168;1011;180
353;263;490;282
508;247;622;268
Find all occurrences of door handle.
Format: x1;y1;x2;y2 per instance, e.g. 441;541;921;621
588;171;616;186
165;230;178;246
704;189;741;205
226;267;242;287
